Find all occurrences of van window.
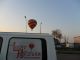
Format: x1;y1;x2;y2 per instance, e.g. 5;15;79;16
0;37;3;53
7;37;47;60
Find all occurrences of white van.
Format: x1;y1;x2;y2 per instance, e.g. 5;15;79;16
0;32;56;60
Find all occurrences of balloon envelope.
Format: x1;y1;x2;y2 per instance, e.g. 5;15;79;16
28;19;37;30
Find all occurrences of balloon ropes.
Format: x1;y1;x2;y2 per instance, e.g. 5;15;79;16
28;19;37;30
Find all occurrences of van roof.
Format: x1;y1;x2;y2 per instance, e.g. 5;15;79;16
0;32;51;37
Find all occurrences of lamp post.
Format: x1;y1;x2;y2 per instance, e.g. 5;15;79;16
40;22;42;33
24;16;27;32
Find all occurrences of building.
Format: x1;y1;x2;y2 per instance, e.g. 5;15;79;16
74;36;80;48
74;36;80;43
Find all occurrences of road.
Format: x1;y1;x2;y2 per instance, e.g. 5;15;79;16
56;49;80;60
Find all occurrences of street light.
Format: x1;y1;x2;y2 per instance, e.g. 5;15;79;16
24;16;27;32
40;22;42;33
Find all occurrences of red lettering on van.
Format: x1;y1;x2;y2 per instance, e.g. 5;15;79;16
12;42;41;59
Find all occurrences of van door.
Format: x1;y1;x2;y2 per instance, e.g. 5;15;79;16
6;37;47;60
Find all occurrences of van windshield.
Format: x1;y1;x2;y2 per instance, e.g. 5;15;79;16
7;37;47;60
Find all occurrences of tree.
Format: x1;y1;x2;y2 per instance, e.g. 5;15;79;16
52;29;62;42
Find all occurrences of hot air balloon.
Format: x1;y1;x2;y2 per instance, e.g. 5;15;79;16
28;19;37;30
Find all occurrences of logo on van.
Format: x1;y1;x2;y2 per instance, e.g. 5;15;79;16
12;42;41;59
29;43;35;50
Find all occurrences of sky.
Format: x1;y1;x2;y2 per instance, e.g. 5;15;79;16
0;0;80;38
